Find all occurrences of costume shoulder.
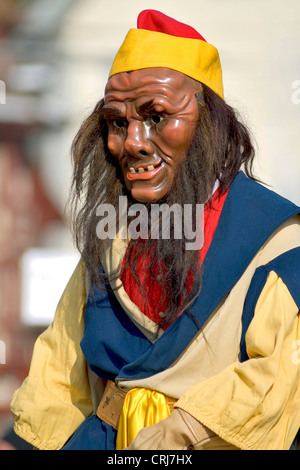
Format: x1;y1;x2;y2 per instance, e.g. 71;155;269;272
213;171;300;258
191;171;300;329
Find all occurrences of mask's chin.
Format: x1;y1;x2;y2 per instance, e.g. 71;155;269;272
130;186;165;204
126;165;173;204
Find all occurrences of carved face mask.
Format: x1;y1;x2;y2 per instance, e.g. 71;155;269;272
103;68;202;203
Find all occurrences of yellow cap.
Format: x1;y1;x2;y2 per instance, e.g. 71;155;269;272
109;28;224;99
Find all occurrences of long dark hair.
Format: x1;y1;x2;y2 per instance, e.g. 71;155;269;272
69;83;256;327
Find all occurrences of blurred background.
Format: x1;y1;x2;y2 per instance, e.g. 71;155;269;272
0;0;299;449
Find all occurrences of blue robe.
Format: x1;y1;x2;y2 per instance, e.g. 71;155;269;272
62;172;300;450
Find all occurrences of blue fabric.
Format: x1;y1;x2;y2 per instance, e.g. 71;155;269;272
267;246;300;311
113;172;300;380
240;267;269;362
81;279;151;381
72;172;300;450
81;173;300;382
61;415;117;450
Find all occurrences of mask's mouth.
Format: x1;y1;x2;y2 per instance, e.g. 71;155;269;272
126;160;163;180
129;164;155;174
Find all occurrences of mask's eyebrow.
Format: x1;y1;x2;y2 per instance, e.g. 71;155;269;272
137;100;158;116
99;107;123;120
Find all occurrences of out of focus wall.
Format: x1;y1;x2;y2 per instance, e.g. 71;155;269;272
0;0;299;448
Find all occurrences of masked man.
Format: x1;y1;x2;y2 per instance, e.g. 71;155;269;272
11;10;300;450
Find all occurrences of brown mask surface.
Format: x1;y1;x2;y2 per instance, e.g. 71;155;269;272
103;68;202;203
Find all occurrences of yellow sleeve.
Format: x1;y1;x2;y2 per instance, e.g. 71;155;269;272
175;271;300;450
10;259;94;450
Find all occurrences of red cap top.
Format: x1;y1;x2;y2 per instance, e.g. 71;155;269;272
137;9;206;42
109;10;224;98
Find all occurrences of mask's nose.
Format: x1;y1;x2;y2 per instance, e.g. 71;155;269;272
124;120;153;158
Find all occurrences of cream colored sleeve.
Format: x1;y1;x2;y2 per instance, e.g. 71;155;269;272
175;271;300;450
10;259;94;450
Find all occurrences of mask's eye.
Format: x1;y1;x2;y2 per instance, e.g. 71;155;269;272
150;114;162;125
114;118;126;129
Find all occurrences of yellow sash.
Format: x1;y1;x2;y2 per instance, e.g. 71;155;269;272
116;388;175;449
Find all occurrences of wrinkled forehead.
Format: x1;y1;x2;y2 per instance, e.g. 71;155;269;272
104;68;201;104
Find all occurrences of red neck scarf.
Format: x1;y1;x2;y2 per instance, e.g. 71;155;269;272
120;188;228;330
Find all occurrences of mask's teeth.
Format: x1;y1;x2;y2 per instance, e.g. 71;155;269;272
129;165;156;174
